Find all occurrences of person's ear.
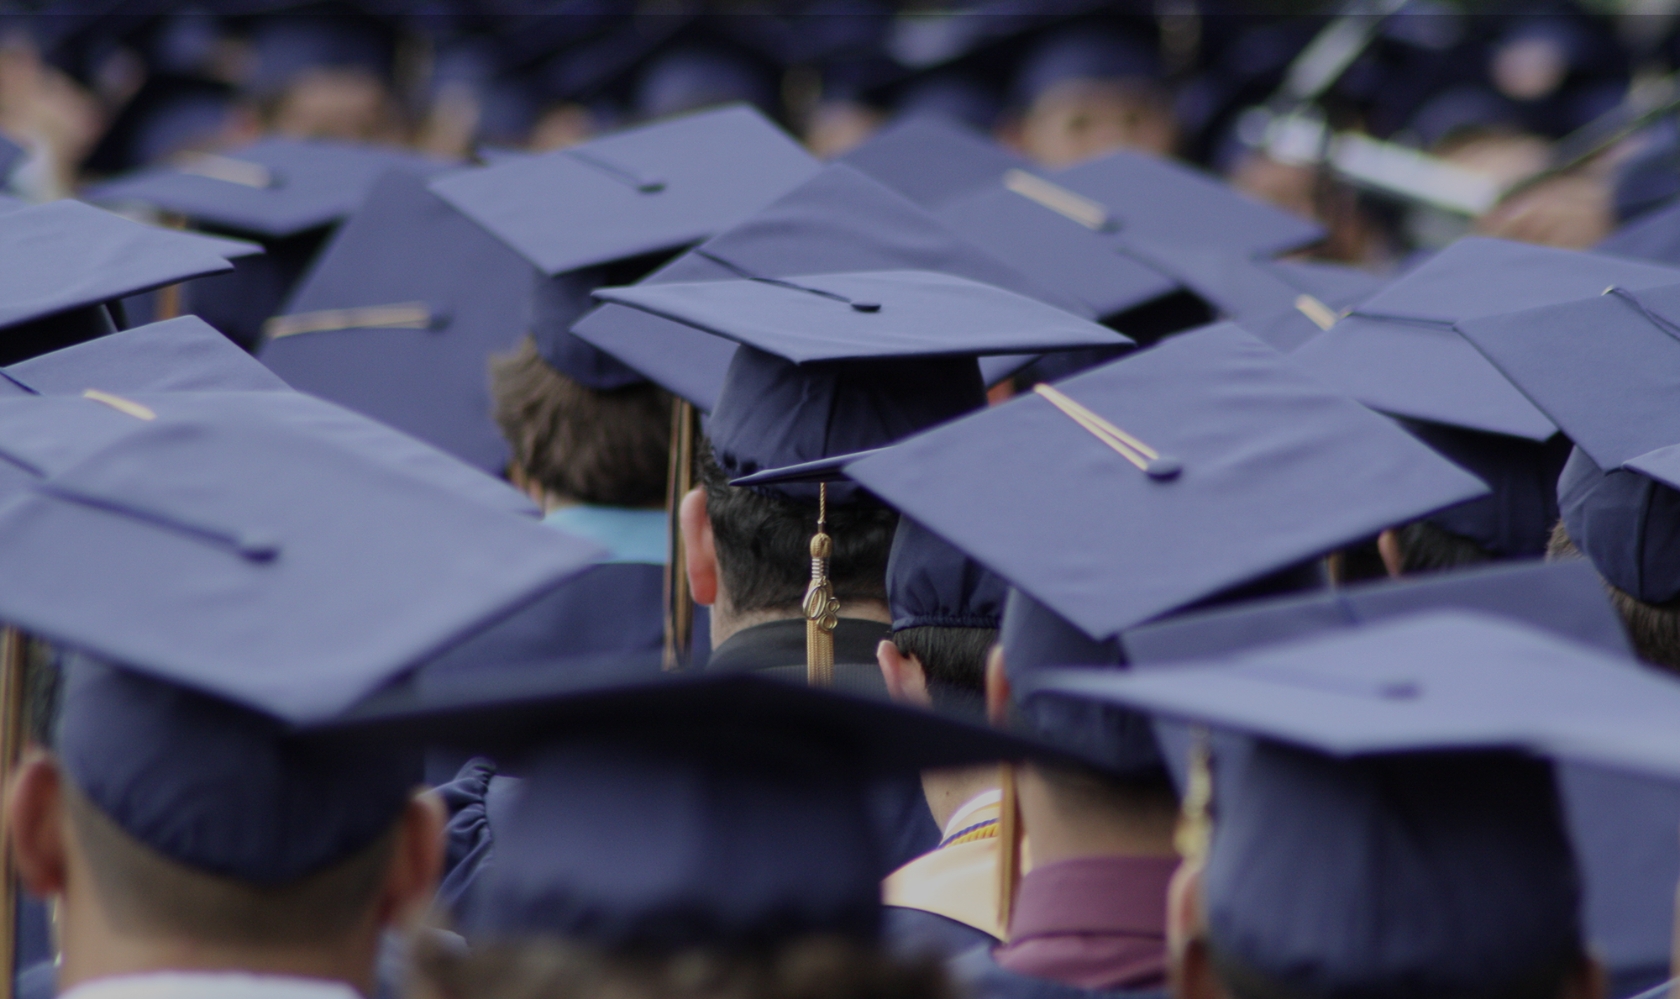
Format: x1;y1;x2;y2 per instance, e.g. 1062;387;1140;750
877;640;932;707
375;790;446;930
8;751;68;899
1560;955;1607;999
679;487;719;608
1377;529;1405;578
1167;861;1227;999
985;645;1011;727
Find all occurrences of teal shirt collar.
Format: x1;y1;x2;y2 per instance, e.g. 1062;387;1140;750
542;505;667;565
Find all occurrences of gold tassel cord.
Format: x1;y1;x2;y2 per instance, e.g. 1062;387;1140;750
1003;169;1115;231
0;628;28;999
803;483;839;686
263;303;434;341
995;763;1024;939
1294;294;1342;332
1032;384;1181;480
662;399;697;671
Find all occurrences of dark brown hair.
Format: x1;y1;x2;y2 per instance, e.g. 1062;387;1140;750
491;337;672;508
409;934;954;999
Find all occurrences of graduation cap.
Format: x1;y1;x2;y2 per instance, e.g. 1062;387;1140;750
1456;281;1680;602
835;322;1487;643
1290;237;1680;440
429;104;818;388
260;167;534;474
888;518;1007;634
835;113;1032;211
312;662;1054;950
85;138;454;349
1227;259;1388;353
572;163;1113;411
1597;198;1680;267
1008;21;1163;109
245;12;397;97
0;199;236;366
81;73;239;176
5;315;290;395
1026;610;1680;999
0;405;602;886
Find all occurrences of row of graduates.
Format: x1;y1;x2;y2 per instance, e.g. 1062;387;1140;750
11;92;1680;999
12;2;1680;265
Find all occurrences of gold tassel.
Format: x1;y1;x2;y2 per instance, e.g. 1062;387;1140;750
1174;727;1214;863
803;483;839;686
661;399;697;671
995;763;1024;939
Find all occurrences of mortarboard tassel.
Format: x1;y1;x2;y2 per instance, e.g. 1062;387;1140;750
662;399;698;671
804;483;839;686
995;762;1024;938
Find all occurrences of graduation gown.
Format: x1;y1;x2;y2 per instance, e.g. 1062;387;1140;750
883;793;1014;958
950;947;1169;999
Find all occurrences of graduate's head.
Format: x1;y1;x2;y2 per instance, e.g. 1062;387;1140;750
877;518;1007;715
7;656;442;989
1009;26;1176;166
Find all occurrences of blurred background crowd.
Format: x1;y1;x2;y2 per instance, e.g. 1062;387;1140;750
4;1;1680;266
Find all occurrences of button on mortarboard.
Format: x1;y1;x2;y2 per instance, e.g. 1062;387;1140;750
572;163;1107;411
1293;237;1680;440
260;168;536;474
840;323;1488;642
0;200;237;365
431;104;819;279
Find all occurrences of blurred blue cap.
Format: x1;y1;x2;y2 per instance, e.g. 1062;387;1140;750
1293;238;1680;440
0;200;236;365
260;167;535;474
1010;25;1160;108
86;138;453;239
836;113;1030;210
633;45;778;120
572;163;1117;411
247;15;395;97
431;105;820;278
839;323;1488;640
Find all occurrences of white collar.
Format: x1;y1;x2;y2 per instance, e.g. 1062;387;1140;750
61;971;362;999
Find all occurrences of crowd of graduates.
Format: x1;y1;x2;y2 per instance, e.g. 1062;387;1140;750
15;5;1680;999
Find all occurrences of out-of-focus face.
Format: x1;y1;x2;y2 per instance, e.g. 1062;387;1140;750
1018;79;1177;167
271;67;403;144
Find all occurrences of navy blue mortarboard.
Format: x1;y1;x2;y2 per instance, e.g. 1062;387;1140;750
432;105;818;389
0;199;236;366
85;138;452;240
312;665;1058;950
1396;418;1573;560
1227;259;1388;354
1009;24;1161;109
572;163;1112;411
431;105;818;278
835;113;1031;210
6;315;289;395
1291;238;1680;440
594;269;1124;499
1026;611;1680;999
932;149;1325;326
0;408;601;885
632;45;779;121
259;168;533;474
1456;282;1680;601
839;323;1487;641
246;14;395;97
887;518;1006;633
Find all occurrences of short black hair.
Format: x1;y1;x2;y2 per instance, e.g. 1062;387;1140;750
698;442;897;616
889;626;996;712
1394;520;1498;575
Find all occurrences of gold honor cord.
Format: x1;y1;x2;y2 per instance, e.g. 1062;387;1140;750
0;628;25;999
1174;727;1214;863
995;762;1024;938
662;399;698;671
803;483;840;686
263;303;433;341
1032;384;1182;480
81;390;156;421
173;153;275;189
1294;294;1343;332
1003;169;1115;232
